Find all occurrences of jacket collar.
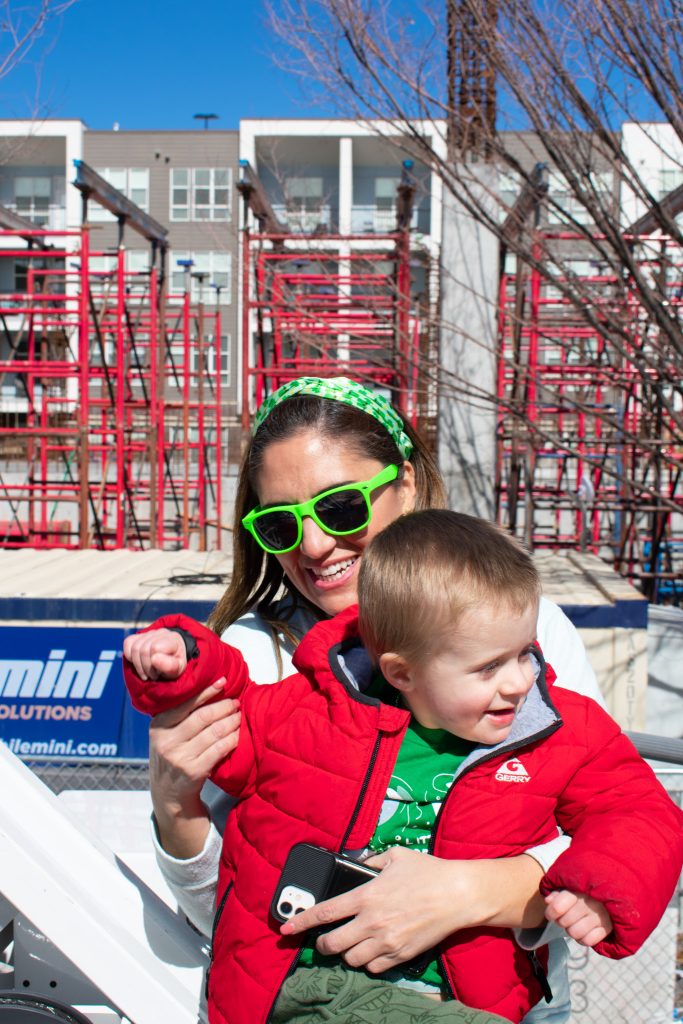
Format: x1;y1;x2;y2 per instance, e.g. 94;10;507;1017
292;606;563;750
292;604;375;694
293;604;360;669
452;649;563;781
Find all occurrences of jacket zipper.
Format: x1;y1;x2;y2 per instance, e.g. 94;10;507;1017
428;720;562;1001
528;949;554;1003
339;732;383;849
205;881;232;1001
264;731;385;1023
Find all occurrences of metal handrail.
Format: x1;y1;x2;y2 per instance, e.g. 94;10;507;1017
627;731;683;766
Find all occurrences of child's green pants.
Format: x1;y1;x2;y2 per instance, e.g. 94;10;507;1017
271;964;511;1023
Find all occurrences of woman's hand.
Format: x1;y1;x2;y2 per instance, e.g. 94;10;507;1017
280;846;545;974
123;628;188;681
149;680;240;858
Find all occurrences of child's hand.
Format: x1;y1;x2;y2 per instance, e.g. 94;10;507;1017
544;890;613;947
123;628;188;681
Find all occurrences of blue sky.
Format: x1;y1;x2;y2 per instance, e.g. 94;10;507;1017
0;1;662;133
0;0;331;129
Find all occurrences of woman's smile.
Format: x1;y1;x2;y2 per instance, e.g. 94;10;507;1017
307;556;359;586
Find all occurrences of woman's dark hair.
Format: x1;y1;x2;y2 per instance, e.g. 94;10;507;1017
207;395;447;645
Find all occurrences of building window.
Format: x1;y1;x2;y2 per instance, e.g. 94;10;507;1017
659;168;683;200
89;168;150;221
503;252;517;276
287;176;324;208
170;169;189;221
128;169;149;209
373;177;399;231
14;176;51;225
282;176;329;232
374;177;396;209
88;254;116;279
167;334;230;390
86;252;150;278
191;333;231;387
14;259;29;292
351;176;419;234
124;250;152;298
498;170;523;213
547;170;614;225
126;250;150;274
170;168;232;222
169;251;232;303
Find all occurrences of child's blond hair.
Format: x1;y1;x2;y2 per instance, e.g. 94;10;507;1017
358;509;540;661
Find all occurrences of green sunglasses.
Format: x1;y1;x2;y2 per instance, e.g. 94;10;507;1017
242;463;400;554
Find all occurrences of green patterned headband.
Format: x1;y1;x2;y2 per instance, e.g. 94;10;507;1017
252;377;414;460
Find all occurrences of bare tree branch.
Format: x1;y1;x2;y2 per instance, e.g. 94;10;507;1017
0;1;78;82
262;0;683;594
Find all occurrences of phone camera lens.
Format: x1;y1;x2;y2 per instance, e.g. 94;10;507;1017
280;901;293;916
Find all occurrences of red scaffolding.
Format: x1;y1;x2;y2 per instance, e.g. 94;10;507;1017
496;230;683;600
0;226;223;550
240;229;436;437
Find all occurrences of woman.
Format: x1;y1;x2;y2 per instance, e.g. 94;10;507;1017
131;377;603;1021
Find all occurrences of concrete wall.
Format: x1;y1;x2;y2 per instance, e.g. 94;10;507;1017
438;169;499;518
536;550;649;731
580;626;648;731
646;604;683;737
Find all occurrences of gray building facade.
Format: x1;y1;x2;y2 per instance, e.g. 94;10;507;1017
83;129;240;420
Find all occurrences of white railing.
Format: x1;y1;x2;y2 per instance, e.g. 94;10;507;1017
350;204;422;234
270;204;333;233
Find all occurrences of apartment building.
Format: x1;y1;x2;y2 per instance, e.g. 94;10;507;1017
0;116;678;474
0;121;240;417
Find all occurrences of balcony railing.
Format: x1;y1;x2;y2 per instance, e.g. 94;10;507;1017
270;204;335;234
350;204;421;234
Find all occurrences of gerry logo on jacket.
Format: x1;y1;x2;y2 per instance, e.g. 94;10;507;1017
495;758;531;783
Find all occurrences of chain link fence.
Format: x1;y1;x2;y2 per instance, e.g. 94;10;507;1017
658;770;682;1022
22;757;683;1023
25;757;150;794
567;768;683;1024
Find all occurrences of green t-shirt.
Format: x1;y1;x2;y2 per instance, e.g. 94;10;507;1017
369;717;472;855
300;682;473;990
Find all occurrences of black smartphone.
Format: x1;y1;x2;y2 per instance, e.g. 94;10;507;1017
271;842;379;924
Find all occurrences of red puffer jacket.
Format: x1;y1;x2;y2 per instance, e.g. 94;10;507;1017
125;606;683;1024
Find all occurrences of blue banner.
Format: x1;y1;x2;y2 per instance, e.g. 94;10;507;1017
0;626;149;760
